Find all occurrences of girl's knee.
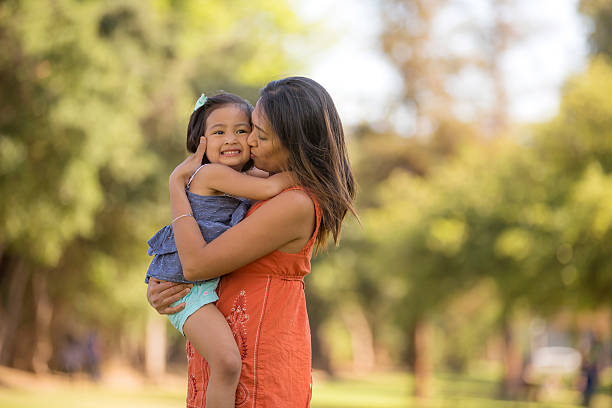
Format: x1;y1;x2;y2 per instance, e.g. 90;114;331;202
213;350;242;382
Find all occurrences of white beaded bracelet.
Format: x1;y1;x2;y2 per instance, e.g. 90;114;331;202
171;213;193;224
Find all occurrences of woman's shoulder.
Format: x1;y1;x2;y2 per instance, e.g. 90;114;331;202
280;186;316;210
247;187;317;253
253;186;315;217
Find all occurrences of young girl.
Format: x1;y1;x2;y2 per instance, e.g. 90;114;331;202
146;92;292;408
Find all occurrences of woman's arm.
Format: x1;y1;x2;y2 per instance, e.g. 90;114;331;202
173;185;315;281
190;163;294;200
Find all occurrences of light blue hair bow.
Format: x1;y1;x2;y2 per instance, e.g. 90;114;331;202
193;93;207;111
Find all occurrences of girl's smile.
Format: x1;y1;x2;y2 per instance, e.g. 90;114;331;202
220;149;242;157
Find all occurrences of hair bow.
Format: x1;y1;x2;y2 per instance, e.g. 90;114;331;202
193;93;207;111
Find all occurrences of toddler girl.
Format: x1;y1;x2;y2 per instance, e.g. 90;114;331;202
146;92;292;407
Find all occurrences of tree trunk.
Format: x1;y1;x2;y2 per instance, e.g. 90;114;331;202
145;312;166;378
0;259;30;366
31;272;53;373
311;326;334;375
500;317;523;399
414;318;431;398
340;304;375;374
305;283;334;375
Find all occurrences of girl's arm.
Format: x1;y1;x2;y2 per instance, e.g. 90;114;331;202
245;167;269;178
190;163;294;200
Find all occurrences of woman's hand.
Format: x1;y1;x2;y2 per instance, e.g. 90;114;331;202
170;136;207;186
147;278;193;315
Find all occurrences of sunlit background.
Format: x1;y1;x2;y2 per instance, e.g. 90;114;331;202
0;0;610;407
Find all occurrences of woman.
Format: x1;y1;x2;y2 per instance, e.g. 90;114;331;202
148;76;356;407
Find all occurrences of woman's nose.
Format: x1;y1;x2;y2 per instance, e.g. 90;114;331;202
247;130;257;147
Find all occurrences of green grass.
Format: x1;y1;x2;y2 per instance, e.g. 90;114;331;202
0;370;610;408
0;386;185;408
312;371;611;408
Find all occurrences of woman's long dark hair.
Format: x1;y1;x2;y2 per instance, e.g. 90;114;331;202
259;77;357;250
186;92;254;169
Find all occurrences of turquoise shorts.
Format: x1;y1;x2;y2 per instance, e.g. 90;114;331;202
167;278;219;336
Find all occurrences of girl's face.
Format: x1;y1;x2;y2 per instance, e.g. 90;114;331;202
204;105;251;171
247;100;290;174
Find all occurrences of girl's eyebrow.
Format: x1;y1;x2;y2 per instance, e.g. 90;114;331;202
209;122;251;129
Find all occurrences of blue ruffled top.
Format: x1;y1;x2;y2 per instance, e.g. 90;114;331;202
145;189;250;284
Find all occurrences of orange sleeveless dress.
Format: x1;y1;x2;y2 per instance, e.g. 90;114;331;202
186;186;320;408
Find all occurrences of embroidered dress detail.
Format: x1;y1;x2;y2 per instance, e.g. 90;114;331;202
227;290;250;360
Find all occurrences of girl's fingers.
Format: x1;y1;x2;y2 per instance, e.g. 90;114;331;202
194;136;207;163
198;136;207;151
169;137;206;185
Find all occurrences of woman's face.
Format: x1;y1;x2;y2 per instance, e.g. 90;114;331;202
204;105;251;171
248;100;290;173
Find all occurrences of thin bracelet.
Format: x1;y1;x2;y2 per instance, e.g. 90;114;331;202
171;213;193;224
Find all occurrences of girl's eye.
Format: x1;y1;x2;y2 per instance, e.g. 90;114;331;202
237;129;247;134
213;130;224;135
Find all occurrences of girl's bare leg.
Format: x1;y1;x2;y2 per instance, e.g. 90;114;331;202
183;304;241;408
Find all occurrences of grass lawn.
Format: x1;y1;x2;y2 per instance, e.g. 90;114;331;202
0;366;610;408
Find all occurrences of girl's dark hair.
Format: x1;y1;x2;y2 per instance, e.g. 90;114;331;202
259;76;357;250
186;92;254;168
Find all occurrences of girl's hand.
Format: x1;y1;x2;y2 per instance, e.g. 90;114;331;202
169;136;207;186
245;167;270;178
147;278;193;315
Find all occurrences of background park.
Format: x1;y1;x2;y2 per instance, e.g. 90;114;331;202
0;0;611;407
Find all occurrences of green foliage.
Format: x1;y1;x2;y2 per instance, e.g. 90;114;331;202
313;55;612;370
0;0;304;360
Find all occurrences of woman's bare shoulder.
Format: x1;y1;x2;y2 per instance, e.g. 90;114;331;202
261;188;315;230
263;188;314;216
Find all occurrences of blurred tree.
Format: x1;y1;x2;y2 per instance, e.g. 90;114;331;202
371;0;558;397
310;0;612;400
379;0;527;139
351;52;612;396
0;0;304;372
580;0;612;56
